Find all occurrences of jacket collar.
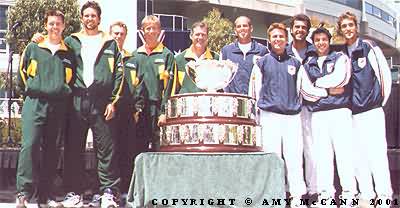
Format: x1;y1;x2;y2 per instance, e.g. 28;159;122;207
286;41;317;58
231;40;262;54
137;42;164;54
38;36;68;52
184;45;213;60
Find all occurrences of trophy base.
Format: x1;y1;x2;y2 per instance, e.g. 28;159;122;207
159;144;262;152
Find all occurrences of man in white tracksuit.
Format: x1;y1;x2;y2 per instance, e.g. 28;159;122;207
300;26;356;208
250;22;307;208
338;12;393;208
286;14;318;195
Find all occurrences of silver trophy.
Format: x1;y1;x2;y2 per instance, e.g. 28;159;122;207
186;59;238;92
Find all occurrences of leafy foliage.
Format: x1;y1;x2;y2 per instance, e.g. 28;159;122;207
6;0;81;54
310;16;345;44
202;8;234;53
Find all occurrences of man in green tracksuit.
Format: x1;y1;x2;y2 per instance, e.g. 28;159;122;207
134;15;175;151
16;10;76;208
173;21;219;94
60;2;123;207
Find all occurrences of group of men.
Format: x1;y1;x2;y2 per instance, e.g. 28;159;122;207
14;0;393;207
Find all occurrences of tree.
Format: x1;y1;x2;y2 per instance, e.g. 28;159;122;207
6;0;81;54
202;8;234;53
310;16;345;44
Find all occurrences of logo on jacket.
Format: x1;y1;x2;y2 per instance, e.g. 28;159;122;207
288;65;296;75
326;63;334;73
125;63;136;69
358;57;366;68
104;50;114;55
62;58;72;65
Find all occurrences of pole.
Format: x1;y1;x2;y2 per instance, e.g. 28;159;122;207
6;48;15;146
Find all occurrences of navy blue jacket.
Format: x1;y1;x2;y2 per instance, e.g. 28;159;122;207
346;38;392;114
256;50;302;115
303;51;351;112
222;40;269;95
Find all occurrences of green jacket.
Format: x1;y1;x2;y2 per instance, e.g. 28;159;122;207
18;38;76;99
120;54;145;113
64;31;123;106
173;46;219;94
133;42;175;115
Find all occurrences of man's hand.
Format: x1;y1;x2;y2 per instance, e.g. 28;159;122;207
157;114;166;126
31;33;45;43
328;87;345;95
104;104;115;121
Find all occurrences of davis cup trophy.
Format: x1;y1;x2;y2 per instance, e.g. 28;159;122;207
160;60;262;152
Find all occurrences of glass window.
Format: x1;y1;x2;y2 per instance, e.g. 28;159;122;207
365;2;373;14
147;0;153;15
372;6;381;17
183;18;188;31
0;32;6;51
381;11;390;22
160;15;173;30
175;16;182;30
0;6;8;30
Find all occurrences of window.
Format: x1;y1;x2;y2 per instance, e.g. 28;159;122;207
365;2;373;14
159;15;173;30
0;5;8;52
372;6;381;17
137;0;153;28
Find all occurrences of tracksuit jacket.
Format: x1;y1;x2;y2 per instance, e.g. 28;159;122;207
133;42;175;116
64;31;123;109
18;41;75;98
302;51;352;112
222;40;269;95
253;49;302;115
346;38;392;114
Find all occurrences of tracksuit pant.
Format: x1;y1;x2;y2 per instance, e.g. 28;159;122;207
63;94;120;194
301;107;317;194
260;110;306;198
311;108;356;196
352;107;393;200
16;96;66;201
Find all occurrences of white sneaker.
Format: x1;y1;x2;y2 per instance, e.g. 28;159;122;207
60;192;83;208
100;188;118;208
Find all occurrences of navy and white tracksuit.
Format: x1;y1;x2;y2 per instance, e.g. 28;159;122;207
300;51;356;198
249;50;306;198
347;38;392;200
287;41;318;194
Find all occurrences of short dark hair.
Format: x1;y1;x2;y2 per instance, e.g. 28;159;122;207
44;9;65;24
311;24;332;42
190;21;208;36
290;14;311;31
81;1;101;18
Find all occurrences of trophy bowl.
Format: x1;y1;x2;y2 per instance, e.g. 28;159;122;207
186;59;238;92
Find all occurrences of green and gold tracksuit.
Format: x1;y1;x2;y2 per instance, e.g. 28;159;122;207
62;31;123;195
172;46;219;94
116;53;146;192
16;39;76;202
133;42;175;151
